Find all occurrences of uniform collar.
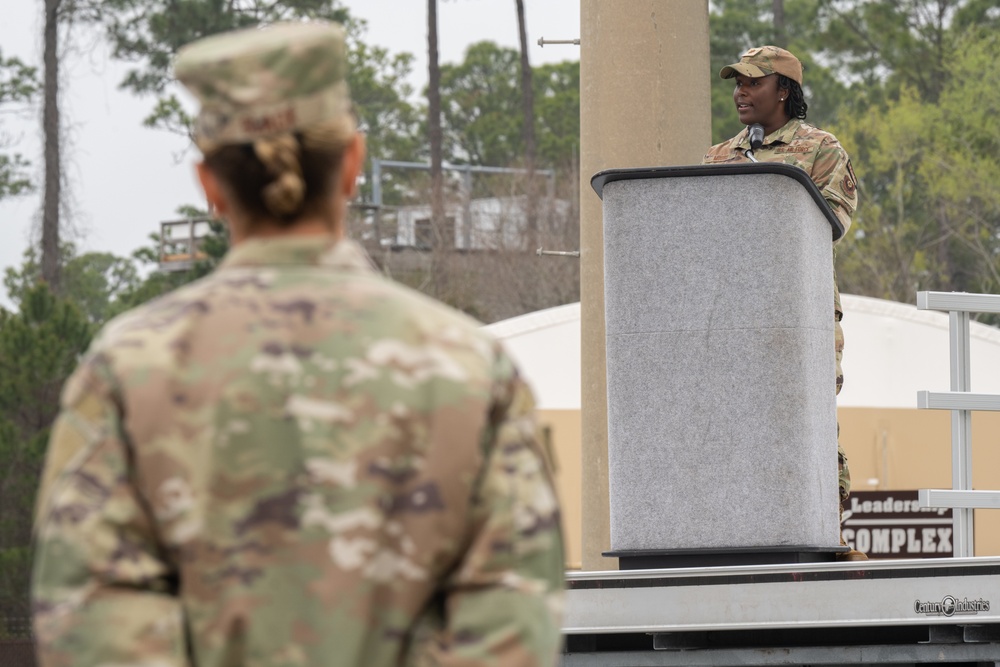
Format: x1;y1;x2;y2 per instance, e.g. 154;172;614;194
218;235;376;272
735;117;802;150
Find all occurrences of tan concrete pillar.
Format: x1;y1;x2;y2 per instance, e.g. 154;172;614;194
579;0;712;571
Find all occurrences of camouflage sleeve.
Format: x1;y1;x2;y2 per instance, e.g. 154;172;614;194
32;355;189;667
811;135;858;243
414;354;565;667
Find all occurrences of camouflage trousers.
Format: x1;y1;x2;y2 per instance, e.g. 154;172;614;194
839;426;851;545
833;276;851;502
838;441;851;503
836;307;850;504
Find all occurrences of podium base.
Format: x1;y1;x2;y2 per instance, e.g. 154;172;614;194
604;545;849;570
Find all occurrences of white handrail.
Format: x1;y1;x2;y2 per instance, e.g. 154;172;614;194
916;291;1000;557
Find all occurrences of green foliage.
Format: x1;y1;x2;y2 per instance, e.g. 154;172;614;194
533;60;580;170
434;41;579;170
113;259;194;311
814;0;1000;104
4;245;141;324
1;211;232;326
0;52;37;104
834;28;1000;306
0;288;95;436
439;41;523;167
833;87;939;301
0;286;93;619
1;212;231;326
0;154;33;201
102;0;353;132
0;49;39;200
348;38;422;204
97;0;429;209
920;27;1000;298
0;543;34;624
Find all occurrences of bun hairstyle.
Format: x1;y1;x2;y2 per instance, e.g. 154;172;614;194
202;114;356;226
254;134;305;217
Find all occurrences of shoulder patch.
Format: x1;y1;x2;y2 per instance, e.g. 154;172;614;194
842;159;858;197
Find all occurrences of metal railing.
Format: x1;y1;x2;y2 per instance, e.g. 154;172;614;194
916;291;1000;557
369;160;556;250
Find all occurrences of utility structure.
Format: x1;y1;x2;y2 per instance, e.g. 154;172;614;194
158;217;214;272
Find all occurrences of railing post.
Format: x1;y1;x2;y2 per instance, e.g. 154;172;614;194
950;310;974;557
917;290;1000;558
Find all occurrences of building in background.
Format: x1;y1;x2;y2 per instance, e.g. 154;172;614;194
392;196;570;250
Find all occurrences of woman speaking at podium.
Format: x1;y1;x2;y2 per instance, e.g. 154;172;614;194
702;45;865;561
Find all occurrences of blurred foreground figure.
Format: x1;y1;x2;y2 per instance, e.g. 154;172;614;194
32;22;564;667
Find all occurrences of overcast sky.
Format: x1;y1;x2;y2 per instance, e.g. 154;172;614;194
0;0;581;306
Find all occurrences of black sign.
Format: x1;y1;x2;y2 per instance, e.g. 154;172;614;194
842;490;953;559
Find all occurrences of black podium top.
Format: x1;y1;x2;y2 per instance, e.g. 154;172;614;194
591;163;845;242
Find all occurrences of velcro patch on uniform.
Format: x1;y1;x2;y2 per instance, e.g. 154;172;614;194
773;145;811;154
842;159;858;196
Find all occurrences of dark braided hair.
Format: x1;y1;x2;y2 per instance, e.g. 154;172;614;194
778;75;808;119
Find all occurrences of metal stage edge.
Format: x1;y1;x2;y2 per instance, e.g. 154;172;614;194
562;557;1000;666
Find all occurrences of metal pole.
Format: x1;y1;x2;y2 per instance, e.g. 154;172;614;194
537;248;579;258
537;37;580;47
372;159;383;209
159;222;166;264
546;171;556;232
463;164;472;250
578;0;711;570
371;159;384;246
950;310;974;557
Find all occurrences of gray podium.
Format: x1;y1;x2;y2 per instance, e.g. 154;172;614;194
591;164;846;568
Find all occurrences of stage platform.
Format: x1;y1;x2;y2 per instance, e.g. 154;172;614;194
563;557;1000;665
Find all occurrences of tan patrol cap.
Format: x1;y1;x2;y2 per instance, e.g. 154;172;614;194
719;45;803;86
174;22;352;148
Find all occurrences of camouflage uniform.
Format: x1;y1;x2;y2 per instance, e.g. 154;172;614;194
703;117;859;502
32;23;564;667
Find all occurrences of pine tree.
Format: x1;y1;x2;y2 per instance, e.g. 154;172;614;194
0;285;92;624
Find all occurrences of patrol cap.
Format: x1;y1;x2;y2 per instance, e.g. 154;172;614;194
175;22;352;148
720;45;803;86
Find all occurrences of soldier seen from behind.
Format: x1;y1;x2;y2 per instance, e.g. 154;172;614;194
31;22;565;666
703;45;865;561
